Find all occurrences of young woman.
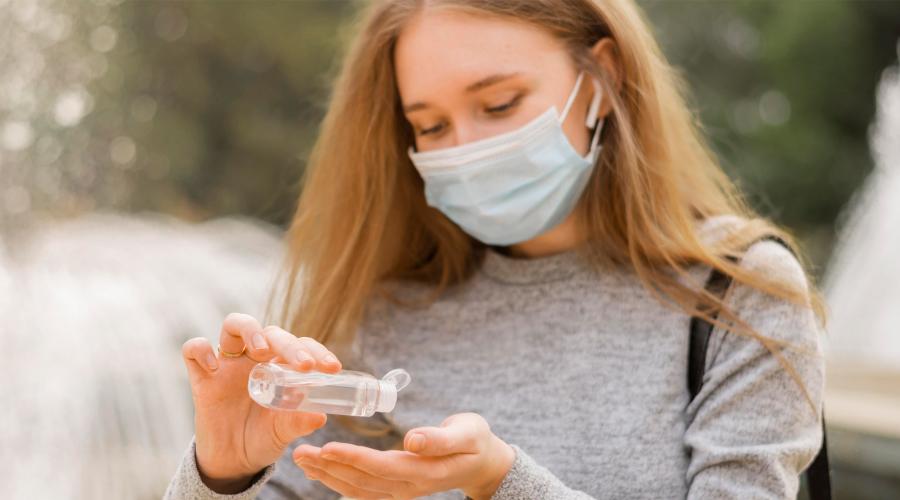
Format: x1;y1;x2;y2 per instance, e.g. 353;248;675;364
167;1;826;499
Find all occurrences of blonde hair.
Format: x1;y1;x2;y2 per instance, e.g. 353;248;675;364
264;0;827;436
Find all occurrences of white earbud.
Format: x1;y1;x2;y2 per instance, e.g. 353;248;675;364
583;78;605;159
585;78;603;128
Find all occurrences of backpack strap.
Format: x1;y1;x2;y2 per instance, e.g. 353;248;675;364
688;234;831;500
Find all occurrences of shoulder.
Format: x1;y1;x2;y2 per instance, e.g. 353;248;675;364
727;241;821;362
740;238;809;298
709;235;823;371
694;216;824;366
695;215;810;301
693;226;826;416
723;236;818;338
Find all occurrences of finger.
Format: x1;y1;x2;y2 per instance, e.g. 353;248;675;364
293;443;323;460
219;312;271;362
316;443;428;480
296;336;343;372
181;337;219;381
274;411;328;446
260;325;342;373
296;456;409;496
300;463;388;500
404;413;483;456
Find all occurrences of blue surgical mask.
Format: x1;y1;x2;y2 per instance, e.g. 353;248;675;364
407;70;605;245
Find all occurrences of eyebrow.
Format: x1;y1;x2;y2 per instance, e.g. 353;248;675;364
402;72;522;113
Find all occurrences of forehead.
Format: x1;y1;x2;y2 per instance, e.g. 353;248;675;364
393;9;569;99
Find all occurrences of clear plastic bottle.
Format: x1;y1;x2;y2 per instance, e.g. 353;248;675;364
247;361;411;417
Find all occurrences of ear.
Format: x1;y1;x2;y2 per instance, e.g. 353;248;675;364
589;37;623;119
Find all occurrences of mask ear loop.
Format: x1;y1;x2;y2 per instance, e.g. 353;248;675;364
559;70;586;123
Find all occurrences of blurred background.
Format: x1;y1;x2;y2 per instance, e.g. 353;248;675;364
0;0;897;498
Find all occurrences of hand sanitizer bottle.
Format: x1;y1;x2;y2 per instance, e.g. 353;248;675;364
247;361;411;417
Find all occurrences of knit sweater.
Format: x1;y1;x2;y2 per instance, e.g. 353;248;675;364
164;215;825;499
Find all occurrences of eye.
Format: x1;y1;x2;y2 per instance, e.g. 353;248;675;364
486;94;523;114
413;93;524;137
416;122;445;137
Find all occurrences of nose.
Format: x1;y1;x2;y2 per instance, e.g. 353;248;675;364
451;121;482;148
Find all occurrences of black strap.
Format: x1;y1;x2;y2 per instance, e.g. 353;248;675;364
688;234;831;500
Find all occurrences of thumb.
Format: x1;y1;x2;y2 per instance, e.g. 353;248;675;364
273;412;327;448
404;413;483;456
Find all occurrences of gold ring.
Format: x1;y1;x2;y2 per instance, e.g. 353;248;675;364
218;344;247;358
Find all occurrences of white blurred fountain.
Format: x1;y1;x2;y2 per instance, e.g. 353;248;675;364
0;1;294;497
0;211;285;499
825;42;900;366
822;42;900;498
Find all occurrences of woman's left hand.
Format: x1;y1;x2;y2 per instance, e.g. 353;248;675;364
292;412;515;500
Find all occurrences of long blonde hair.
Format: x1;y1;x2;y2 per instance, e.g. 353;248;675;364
264;0;827;435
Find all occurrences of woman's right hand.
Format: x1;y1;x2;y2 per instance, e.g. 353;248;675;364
181;312;343;493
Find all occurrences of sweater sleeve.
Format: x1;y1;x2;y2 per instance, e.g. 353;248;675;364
162;434;277;500
164;418;403;500
682;239;826;499
489;444;595;499
489;239;825;500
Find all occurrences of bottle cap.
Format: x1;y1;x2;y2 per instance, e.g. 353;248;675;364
376;380;398;412
375;368;411;413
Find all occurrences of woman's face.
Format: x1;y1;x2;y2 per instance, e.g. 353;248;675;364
394;9;598;155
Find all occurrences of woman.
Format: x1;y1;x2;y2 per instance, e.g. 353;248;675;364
166;0;826;498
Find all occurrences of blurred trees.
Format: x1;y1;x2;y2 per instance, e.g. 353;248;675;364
644;0;900;268
103;0;358;224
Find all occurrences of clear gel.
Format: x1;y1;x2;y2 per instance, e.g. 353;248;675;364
247;361;411;417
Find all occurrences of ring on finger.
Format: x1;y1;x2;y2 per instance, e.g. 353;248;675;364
218;344;247;358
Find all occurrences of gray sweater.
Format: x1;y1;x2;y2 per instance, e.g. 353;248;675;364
164;215;825;499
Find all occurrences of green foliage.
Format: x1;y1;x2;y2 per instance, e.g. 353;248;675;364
641;0;900;269
102;1;357;225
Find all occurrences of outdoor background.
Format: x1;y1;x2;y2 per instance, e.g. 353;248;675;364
0;0;898;499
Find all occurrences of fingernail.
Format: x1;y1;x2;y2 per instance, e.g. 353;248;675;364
321;452;335;460
205;353;218;371
252;333;268;350
324;353;339;365
408;433;425;452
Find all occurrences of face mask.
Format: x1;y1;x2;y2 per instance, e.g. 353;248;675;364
407;70;605;245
